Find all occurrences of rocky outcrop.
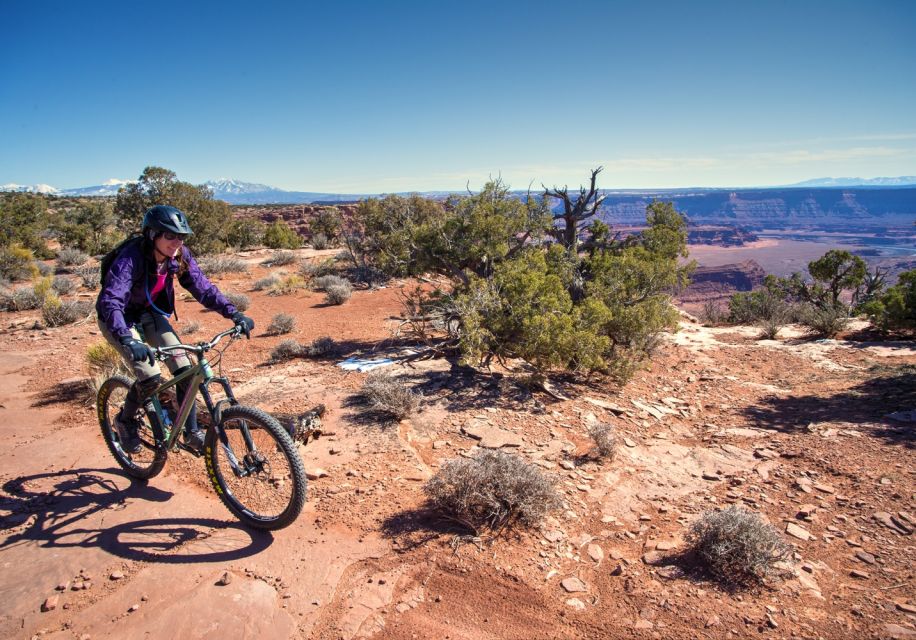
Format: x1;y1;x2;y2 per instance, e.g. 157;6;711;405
679;260;767;303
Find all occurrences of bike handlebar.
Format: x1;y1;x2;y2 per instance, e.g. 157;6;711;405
154;325;242;360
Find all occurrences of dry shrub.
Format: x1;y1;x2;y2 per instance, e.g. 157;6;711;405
42;298;93;327
182;320;201;335
85;340;132;405
699;300;728;326
34;261;53;277
299;259;337;279
252;274;280;291
325;282;352;305
313;274;349;291
0;286;44;311
269;339;303;363
51;275;76;296
261;250;297;267
310;233;329;250
801;304;849;338
266;312;296;335
587;422;618;460
198;255;248;274
268;274;307;296
0;245;38;281
75;263;100;290
86;340;130;376
687;505;791;587
225;292;250;312
361;370;419;419
305;336;336;357
425;449;562;535
57;248;89;267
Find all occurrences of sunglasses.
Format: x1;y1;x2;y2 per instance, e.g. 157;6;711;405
161;232;187;242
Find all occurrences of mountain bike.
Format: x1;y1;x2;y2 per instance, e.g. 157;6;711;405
95;326;306;530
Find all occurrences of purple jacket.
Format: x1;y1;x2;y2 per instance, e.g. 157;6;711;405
96;240;238;340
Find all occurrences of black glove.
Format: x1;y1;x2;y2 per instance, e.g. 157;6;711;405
232;312;255;339
119;335;156;366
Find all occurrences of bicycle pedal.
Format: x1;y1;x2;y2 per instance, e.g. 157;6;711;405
177;442;203;457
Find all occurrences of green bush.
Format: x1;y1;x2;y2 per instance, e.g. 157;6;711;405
53;201;119;255
309;208;341;242
863;269;916;334
225;217;266;250
0;245;38;281
116;166;234;255
0;193;52;258
263;220;301;249
349;179;690;382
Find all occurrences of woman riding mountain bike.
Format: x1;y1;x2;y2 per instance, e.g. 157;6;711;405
95;205;255;454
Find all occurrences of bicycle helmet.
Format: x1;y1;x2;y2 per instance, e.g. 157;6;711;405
142;205;193;237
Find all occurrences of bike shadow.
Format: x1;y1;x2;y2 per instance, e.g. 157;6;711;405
1;467;273;563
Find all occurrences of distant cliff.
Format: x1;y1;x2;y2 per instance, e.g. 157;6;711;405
679;260;768;303
597;187;916;229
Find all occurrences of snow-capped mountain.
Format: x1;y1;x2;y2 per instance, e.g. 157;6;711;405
0;183;59;194
60;179;134;197
204;178;278;195
787;176;916;187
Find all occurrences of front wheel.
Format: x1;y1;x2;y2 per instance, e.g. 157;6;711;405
206;405;306;530
97;375;166;480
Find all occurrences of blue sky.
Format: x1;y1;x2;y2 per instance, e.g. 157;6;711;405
2;0;915;192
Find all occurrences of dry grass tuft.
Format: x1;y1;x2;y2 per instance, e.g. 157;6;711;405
425;449;561;535
686;505;791;586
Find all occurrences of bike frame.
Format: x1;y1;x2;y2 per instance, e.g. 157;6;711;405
138;329;242;452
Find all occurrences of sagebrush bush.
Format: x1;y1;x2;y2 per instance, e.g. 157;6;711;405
306;336;336;357
310;233;330;250
269;339;303;362
312;274;349;291
57;247;89;267
252;274;280;291
324;282;352;305
0;245;37;281
686;506;791;586
198;255;248;275
299;259;337;279
261;250;296;267
0;286;43;311
51;275;76;296
801;303;849;338
182;320;201;335
268;274;306;296
266;312;296;335
42;298;92;327
425;449;562;534
587;422;618;460
361;370;420;419
34;261;53;277
225;292;250;312
75;263;100;290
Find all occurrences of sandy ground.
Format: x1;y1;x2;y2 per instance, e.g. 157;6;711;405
1;249;915;639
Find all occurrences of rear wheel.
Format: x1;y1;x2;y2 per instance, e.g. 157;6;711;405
97;375;166;479
206;405;306;530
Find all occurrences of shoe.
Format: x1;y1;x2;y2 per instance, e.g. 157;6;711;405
114;412;143;454
183;429;205;453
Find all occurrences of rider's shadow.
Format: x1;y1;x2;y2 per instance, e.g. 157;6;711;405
1;468;272;562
